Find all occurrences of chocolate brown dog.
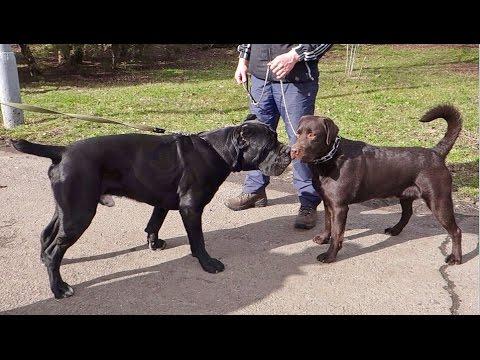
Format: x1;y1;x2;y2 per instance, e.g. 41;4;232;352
291;104;463;265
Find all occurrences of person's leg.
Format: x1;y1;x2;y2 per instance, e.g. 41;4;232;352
243;75;280;194
225;75;280;211
273;80;321;208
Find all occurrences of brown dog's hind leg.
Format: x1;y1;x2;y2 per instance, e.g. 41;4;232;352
427;194;462;265
313;203;331;244
145;206;168;250
419;172;462;265
317;205;348;263
385;198;414;236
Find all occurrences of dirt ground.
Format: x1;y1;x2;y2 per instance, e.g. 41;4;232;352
0;147;478;315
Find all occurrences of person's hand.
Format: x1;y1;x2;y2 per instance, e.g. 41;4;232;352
235;58;249;84
268;49;300;79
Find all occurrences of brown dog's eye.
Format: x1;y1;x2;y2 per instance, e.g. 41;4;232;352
307;132;317;140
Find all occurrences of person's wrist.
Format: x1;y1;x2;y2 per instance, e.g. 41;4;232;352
289;49;301;63
239;58;249;66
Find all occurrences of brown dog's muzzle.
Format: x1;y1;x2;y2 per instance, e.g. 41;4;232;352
290;143;305;160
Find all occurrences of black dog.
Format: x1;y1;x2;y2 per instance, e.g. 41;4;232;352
290;104;463;265
9;117;291;299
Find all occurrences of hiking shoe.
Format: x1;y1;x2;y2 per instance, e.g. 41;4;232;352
225;190;268;211
294;206;318;229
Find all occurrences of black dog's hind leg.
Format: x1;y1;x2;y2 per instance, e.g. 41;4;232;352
385;198;414;236
43;209;96;299
40;209;59;264
44;171;99;299
179;205;225;274
145;206;168;250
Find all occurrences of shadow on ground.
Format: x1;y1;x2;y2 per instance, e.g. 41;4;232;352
2;194;477;315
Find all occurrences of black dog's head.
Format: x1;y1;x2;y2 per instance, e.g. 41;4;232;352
233;114;291;176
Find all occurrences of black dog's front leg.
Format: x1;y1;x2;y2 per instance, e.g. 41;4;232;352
179;206;225;274
145;207;169;250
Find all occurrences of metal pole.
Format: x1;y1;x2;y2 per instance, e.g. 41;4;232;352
0;44;24;128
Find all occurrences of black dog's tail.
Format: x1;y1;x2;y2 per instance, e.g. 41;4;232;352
8;139;65;164
420;104;462;159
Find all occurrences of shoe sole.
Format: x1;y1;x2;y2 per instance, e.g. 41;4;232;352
294;223;316;230
225;198;268;211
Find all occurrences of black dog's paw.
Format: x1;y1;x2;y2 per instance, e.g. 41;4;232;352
198;257;225;274
384;227;401;236
52;282;74;299
445;253;462;265
316;252;337;263
147;234;167;251
99;194;115;207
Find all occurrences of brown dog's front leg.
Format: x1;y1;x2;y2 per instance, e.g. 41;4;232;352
317;205;348;263
313;203;331;244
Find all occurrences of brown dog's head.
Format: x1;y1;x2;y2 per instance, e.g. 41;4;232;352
291;115;339;163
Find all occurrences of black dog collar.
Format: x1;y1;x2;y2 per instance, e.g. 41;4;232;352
310;136;341;165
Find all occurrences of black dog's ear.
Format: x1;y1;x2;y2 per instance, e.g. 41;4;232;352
322;117;339;146
238;124;255;149
233;124;250;149
244;113;257;122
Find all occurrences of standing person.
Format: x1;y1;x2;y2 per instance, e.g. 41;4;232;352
225;44;332;229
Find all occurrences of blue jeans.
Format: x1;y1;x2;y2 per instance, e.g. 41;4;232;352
243;75;321;208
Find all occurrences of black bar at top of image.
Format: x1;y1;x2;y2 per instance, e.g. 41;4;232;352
2;9;479;44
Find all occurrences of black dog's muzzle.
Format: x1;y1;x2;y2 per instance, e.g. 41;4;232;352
258;143;292;176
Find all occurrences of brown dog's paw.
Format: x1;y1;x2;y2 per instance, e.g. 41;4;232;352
316;252;337;263
313;233;331;245
445;254;462;265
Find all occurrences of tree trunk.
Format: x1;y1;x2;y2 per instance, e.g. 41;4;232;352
57;44;72;65
18;44;41;76
110;44;124;70
70;44;84;65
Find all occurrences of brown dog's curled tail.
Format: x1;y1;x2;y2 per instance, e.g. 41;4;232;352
420;104;462;158
7;139;65;164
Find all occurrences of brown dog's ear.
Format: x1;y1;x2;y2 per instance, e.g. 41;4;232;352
322;117;339;146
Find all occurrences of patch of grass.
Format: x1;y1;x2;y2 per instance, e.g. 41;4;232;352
1;45;478;202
